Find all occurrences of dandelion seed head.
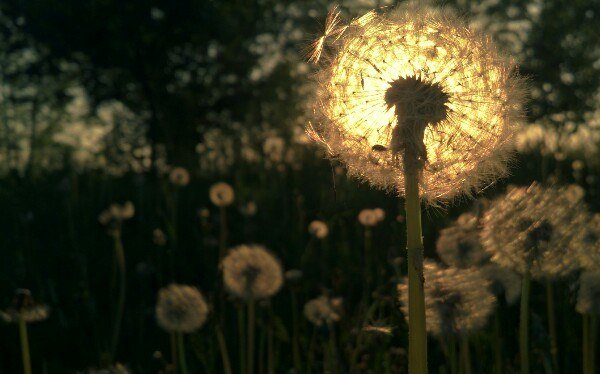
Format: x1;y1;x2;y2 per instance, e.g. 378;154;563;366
1;289;49;323
155;284;209;333
397;261;496;337
358;208;382;226
481;183;588;279
221;245;284;300
436;212;489;268
480;263;521;305
372;207;386;222
576;271;600;315
303;295;343;327
574;213;600;271
308;220;329;239
310;1;525;200
169;167;190;186
209;182;235;207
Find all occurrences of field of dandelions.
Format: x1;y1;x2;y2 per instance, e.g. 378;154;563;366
1;1;599;374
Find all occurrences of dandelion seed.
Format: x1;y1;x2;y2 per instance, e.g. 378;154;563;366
221;245;284;300
363;324;393;336
307;5;346;64
155;284;209;333
169;167;190;187
303;295;343;327
308;220;329;239
576;271;600;316
310;1;525;200
481;183;588;279
436;212;489;268
397;261;496;337
0;289;49;324
209;182;235;207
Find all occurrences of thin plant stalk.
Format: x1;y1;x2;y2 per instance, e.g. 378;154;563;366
460;335;471;374
329;326;338;374
110;229;126;362
493;311;502;374
291;291;301;373
177;332;189;374
216;324;233;374
520;269;532;374
363;227;373;300
237;306;246;374
247;299;256;374
219;206;228;260
545;279;559;373
404;171;428;373
170;332;178;373
583;314;589;374
18;317;32;374
267;320;274;374
590;316;597;374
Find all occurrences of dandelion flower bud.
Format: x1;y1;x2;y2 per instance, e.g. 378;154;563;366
436;212;489;268
303;295;343;327
576;271;600;315
308;220;329;239
155;284;209;333
209;182;235;207
358;209;378;226
397;261;496;337
221;245;284;300
481;183;588;279
0;289;49;323
309;1;525;200
169;167;190;187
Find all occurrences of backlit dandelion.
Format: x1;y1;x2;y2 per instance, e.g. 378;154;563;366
358;209;381;227
221;244;284;300
436;212;490;268
308;220;329;239
310;1;525;200
169;167;190;187
397;261;496;337
303;295;343;327
155;284;209;333
480;263;521;305
209;182;235;207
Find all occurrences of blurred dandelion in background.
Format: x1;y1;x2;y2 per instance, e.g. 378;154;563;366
308;220;329;239
480;263;522;305
436;212;490;268
152;228;167;247
397;261;496;337
221;245;284;300
357;208;383;227
209;182;235;207
303;295;343;327
155;284;209;333
574;213;599;271
168;167;190;187
576;270;600;374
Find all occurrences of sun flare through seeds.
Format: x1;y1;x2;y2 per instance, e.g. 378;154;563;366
309;1;525;200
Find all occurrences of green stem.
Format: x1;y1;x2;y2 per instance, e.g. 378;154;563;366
404;171;428;374
291;291;301;373
460;335;471;374
219;206;228;260
449;336;458;374
170;332;178;373
267;320;274;374
583;315;589;374
18;318;31;374
591;316;597;374
110;230;126;362
329;326;338;374
363;227;372;301
520;269;531;374
237;306;246;374
545;279;559;374
493;311;502;374
177;332;189;374
247;299;256;374
216;324;233;374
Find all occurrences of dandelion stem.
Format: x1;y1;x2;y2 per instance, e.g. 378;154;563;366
177;332;189;374
363;227;373;302
247;299;256;374
237;305;246;374
590;316;597;374
267;319;274;374
545;279;559;373
291;291;302;373
460;335;471;374
219;206;228;260
18;317;32;374
404;170;428;374
493;311;502;374
519;269;531;374
583;314;589;374
110;230;126;363
170;332;178;373
216;324;233;374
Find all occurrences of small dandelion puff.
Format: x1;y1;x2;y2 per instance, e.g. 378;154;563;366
573;213;599;271
240;201;258;216
397;261;496;337
303;295;343;327
155;284;209;333
576;271;600;315
436;212;490;268
153;228;167;246
481;183;588;279
221;245;284;300
480;263;522;305
209;182;235;207
169;167;190;187
0;289;49;323
358;209;380;226
309;1;526;201
308;220;329;239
